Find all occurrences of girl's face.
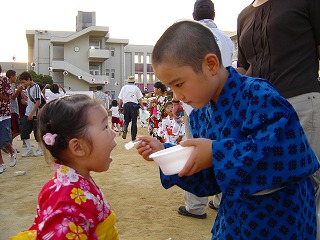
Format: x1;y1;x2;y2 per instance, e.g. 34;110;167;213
153;59;221;109
85;105;116;173
165;104;173;117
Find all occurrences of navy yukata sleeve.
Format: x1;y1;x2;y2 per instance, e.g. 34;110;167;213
212;78;319;199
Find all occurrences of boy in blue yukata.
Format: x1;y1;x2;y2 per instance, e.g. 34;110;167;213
136;20;320;239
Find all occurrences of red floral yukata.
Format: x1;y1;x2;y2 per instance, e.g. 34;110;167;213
11;164;118;240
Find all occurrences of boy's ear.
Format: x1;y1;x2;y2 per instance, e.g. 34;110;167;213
68;138;86;157
205;54;220;75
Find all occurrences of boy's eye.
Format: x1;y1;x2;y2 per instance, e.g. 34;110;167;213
176;83;183;88
105;124;109;129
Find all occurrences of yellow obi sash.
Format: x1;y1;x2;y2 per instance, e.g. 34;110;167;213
10;211;118;240
96;211;119;240
10;230;36;240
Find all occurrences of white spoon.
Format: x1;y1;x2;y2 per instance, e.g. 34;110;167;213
125;140;142;150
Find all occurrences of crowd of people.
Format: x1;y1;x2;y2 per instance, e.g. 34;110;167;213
3;0;320;238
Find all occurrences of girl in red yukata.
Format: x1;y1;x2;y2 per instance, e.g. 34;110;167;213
11;94;118;240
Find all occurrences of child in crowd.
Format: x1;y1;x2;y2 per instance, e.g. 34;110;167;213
118;110;124;133
19;72;43;157
109;99;121;132
157;101;185;144
136;21;320;239
11;94;118;239
44;83;67;102
148;81;168;141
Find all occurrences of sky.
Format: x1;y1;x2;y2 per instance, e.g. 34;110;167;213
1;0;253;62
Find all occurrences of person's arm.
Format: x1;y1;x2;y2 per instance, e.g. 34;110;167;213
58;84;66;94
28;99;40;120
138;98;144;109
317;45;320;60
136;135;165;161
118;99;123;110
21;91;27;105
11;85;23;100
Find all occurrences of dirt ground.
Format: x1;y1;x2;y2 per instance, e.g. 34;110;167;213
0;126;217;240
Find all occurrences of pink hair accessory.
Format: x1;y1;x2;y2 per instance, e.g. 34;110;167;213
43;133;58;146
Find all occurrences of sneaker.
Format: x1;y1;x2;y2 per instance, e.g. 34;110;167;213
177;206;207;219
208;200;219;210
22;148;35;158
34;149;43;157
22;143;34;148
122;131;127;139
0;163;7;173
10;149;17;167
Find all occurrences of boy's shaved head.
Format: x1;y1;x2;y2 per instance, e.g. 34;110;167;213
152;20;222;73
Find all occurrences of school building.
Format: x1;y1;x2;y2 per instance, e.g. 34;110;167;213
1;11;238;99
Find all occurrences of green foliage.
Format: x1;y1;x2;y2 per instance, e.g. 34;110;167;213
25;70;53;84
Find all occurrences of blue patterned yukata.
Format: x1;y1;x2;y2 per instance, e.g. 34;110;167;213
160;67;319;239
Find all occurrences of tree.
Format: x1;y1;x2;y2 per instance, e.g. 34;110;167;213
27;70;53;84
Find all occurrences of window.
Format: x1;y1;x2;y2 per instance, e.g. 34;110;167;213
134;52;144;63
146;53;151;64
111;69;115;79
89;63;101;75
105;69;110;77
111;48;115;57
135;63;144;73
89;40;101;49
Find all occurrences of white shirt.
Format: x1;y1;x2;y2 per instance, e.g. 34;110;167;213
118;83;143;104
26;83;41;117
199;19;234;67
109;106;120;118
45;91;66;102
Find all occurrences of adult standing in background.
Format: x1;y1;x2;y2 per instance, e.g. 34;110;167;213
7;70;23;144
237;0;320;236
118;76;144;141
177;0;234;219
0;65;17;173
93;85;109;109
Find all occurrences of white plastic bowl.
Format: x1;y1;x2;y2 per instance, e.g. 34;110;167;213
149;145;194;175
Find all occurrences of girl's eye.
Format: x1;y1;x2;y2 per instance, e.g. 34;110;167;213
105;124;109;129
176;83;183;88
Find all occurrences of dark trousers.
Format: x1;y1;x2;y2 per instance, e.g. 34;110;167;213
123;102;139;141
20;115;38;141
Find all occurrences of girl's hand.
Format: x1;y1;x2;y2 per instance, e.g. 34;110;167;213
178;138;213;177
136;136;164;161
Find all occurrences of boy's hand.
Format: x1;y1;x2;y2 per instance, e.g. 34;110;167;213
178;138;213;177
136;136;164;161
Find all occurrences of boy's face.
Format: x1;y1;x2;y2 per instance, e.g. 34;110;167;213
20;79;31;88
154;57;222;109
10;74;17;83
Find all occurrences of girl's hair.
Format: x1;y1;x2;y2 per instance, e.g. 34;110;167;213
154;81;167;93
152;20;222;73
112;99;118;106
37;94;101;163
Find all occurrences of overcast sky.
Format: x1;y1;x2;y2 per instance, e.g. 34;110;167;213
1;0;253;62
